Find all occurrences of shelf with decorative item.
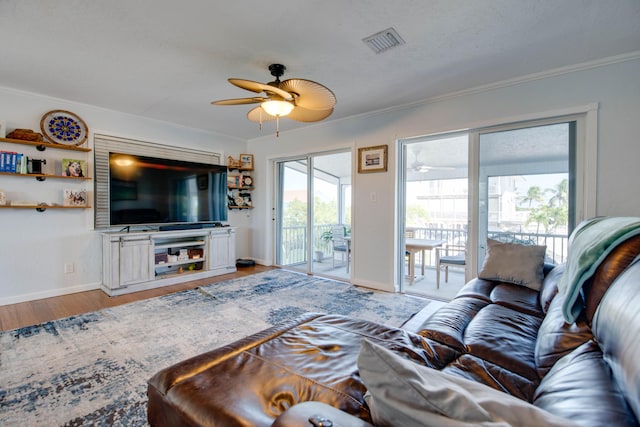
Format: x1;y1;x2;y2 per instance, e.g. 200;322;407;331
0;204;91;212
228;205;254;210
0;137;91;152
227;154;254;171
227;174;253;188
227;185;254;190
0;171;91;182
1;125;91;212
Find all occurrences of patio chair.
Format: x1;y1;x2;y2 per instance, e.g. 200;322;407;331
436;244;466;288
405;228;415;277
331;225;350;272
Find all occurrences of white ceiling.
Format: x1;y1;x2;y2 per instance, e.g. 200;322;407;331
1;1;639;141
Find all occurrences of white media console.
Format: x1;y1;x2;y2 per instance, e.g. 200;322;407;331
101;227;237;296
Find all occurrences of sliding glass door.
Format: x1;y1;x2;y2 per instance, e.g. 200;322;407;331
275;150;352;279
399;116;582;299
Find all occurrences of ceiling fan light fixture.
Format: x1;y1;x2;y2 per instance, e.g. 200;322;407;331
261;100;294;117
212;63;336;137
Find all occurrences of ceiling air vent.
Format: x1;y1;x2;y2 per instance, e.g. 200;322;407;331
363;27;405;54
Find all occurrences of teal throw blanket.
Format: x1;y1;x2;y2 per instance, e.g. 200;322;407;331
559;216;640;323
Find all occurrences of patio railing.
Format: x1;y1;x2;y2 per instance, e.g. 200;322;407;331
281;224;568;267
280;224;334;266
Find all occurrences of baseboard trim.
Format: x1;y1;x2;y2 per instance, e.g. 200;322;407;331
351;277;395;293
0;282;101;307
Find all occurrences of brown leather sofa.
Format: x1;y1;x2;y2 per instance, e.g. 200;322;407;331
147;234;640;427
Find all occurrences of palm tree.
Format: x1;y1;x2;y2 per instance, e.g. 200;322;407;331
524;179;569;234
548;179;568;207
520;186;545;208
526;208;549;234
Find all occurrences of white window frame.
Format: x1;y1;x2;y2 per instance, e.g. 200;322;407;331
397;103;598;288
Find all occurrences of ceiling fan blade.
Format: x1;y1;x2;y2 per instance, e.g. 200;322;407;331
287;106;334;123
279;79;336;110
229;78;293;101
211;97;265;105
246;106;277;123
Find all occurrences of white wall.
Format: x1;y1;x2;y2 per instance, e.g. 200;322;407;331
0;88;251;305
1;56;638;304
248;57;640;292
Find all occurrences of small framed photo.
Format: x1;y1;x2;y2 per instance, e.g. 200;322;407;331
358;145;388;173
0;120;6;138
63;189;87;206
62;158;86;177
240;154;254;170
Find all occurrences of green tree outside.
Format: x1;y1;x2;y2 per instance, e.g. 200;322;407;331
522;179;568;233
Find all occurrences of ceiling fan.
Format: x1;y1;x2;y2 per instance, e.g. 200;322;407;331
211;64;336;136
408;147;455;173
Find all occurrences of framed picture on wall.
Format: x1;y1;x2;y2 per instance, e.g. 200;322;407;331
61;158;86;177
358;145;388;173
63;189;87;206
240;154;254;170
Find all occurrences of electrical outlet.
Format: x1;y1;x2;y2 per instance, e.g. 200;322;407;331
64;263;75;274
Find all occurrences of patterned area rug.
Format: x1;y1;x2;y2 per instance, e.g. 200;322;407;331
0;270;429;426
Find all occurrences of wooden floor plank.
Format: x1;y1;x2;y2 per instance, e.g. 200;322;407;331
0;265;274;331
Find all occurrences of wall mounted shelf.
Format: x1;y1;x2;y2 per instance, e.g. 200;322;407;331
0;171;91;182
0;136;92;211
0;136;91;152
0;204;91;212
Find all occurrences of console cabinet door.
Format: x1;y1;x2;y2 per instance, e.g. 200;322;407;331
119;237;153;286
209;229;236;271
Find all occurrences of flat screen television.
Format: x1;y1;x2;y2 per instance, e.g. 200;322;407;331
109;152;228;227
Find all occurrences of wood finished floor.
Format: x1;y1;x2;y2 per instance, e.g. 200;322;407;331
0;265;275;332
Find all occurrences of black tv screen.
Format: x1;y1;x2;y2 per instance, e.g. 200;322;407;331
109;153;228;227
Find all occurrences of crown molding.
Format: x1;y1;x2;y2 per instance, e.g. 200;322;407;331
341;51;640;123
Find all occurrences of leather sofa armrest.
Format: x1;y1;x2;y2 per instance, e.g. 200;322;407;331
272;402;375;427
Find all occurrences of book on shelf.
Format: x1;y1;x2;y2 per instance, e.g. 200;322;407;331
0;151;28;173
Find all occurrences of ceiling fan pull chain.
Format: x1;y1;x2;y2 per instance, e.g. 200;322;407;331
276;116;280;137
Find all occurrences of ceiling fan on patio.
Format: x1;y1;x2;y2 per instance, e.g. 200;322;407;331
211;64;336;136
408;148;455;173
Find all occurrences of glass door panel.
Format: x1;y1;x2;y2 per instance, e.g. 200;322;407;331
275;151;352;279
311;151;352;278
478;122;573;266
401;134;469;299
276;159;308;272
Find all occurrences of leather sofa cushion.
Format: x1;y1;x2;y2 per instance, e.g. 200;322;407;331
442;354;537;401
533;340;638;427
535;294;593;378
584;234;640;323
454;279;543;317
539;264;564;313
464;304;541;381
417;297;488;352
454;278;496;302
148;313;458;427
489;283;542;316
592;256;640;420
